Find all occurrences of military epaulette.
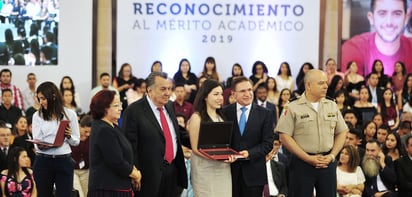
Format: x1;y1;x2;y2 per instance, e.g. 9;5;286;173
288;96;300;102
325;96;335;102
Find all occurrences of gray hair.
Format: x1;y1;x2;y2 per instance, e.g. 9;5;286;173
146;72;168;88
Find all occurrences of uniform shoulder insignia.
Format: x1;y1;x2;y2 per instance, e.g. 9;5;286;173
288;96;299;102
325;96;335;102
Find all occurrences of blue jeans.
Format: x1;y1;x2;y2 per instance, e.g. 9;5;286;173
33;154;75;197
288;155;337;197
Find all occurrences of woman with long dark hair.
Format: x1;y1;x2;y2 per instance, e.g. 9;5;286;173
112;63;138;110
275;62;294;92
327;75;345;99
0;147;37;196
371;59;390;89
188;79;236;196
336;145;365;197
199;56;221;83
249;61;268;91
32;81;80;197
295;62;314;95
382;132;406;162
59;76;81;112
377;88;399;130
173;58;198;103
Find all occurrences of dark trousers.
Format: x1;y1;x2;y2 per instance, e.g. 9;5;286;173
232;165;263;197
33;154;74;197
288;155;337;197
157;161;179;197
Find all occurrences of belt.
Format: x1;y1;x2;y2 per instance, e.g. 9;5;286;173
37;153;71;159
306;150;331;156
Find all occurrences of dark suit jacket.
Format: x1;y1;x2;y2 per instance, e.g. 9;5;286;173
269;159;288;196
254;100;277;126
224;103;274;187
395;156;412;196
0;146;8;171
88;120;134;191
363;156;397;197
122;97;187;197
265;102;278;126
277;152;289;167
367;85;383;104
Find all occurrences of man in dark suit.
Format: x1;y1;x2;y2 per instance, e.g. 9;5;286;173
366;73;383;106
255;84;277;126
362;139;397;197
395;135;412;197
122;72;187;197
224;76;274;197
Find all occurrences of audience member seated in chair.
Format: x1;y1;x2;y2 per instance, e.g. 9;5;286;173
263;133;287;197
362;140;397;197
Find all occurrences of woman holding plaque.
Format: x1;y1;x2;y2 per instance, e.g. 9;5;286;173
187;79;236;197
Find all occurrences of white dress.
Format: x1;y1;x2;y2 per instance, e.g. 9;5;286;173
336;166;365;197
275;76;295;92
190;119;232;197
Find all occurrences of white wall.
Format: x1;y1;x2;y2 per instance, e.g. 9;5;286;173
7;0;93;113
117;0;320;80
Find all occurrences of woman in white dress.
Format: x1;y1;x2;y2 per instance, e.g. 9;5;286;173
275;62;295;92
336;145;365;197
187;79;236;197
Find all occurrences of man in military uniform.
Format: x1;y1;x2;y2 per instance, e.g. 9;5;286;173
276;69;348;196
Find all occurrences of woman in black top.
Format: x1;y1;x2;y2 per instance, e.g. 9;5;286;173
113;63;138;109
173;58;198;103
88;90;141;196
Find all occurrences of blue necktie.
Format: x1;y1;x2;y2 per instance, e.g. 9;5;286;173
239;107;247;135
